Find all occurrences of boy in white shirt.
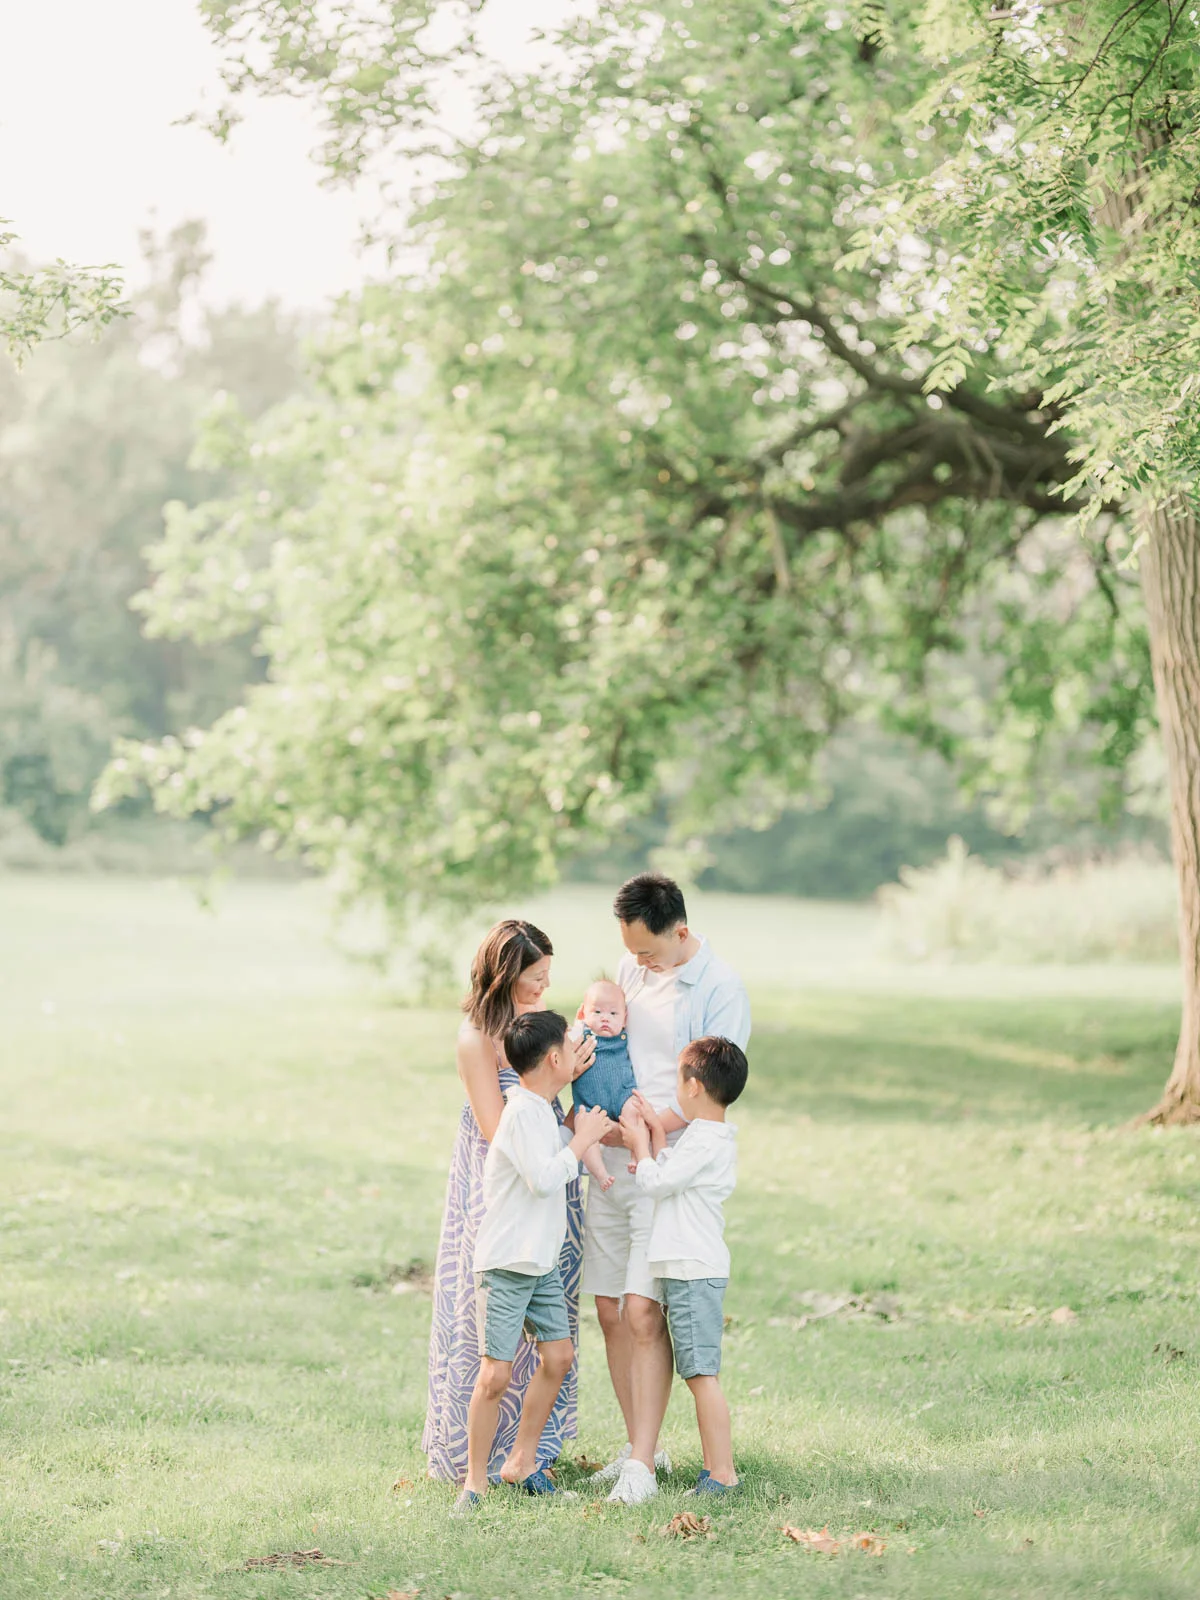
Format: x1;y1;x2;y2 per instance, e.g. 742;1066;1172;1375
456;1010;612;1515
622;1035;748;1496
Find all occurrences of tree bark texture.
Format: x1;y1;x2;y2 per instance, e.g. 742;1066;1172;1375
1138;504;1200;1123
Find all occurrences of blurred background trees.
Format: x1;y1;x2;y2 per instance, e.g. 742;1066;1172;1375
3;6;1187;1014
0;223;299;853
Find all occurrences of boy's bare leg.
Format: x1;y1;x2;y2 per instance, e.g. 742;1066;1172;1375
595;1296;636;1440
582;1144;615;1191
499;1338;575;1484
465;1357;513;1493
685;1375;737;1485
626;1294;673;1468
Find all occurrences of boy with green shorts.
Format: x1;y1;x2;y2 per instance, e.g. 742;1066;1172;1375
455;1010;612;1515
623;1035;748;1496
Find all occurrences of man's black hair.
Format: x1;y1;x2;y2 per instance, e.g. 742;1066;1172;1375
612;872;687;935
504;1009;569;1076
680;1036;748;1107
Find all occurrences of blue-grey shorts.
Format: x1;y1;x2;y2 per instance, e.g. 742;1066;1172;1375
476;1266;572;1363
662;1276;728;1379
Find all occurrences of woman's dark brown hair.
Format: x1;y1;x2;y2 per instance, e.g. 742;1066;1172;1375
462;920;553;1040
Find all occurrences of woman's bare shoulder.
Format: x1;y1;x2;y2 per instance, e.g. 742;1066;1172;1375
457;1020;495;1064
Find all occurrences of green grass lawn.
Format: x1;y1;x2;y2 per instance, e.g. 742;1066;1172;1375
2;875;1198;1599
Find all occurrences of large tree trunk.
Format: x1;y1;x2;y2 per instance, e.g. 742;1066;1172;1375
1139;503;1200;1124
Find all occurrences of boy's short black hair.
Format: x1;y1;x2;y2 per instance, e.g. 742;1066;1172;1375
680;1036;748;1107
504;1010;569;1076
613;872;687;935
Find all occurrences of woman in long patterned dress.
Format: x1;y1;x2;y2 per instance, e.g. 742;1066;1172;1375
422;919;589;1483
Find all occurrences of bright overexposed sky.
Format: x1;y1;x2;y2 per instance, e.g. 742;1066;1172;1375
0;0;568;311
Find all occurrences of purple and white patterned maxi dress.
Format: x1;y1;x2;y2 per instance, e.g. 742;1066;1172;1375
421;1055;583;1482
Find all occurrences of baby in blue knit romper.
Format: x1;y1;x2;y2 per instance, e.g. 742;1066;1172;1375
572;980;637;1193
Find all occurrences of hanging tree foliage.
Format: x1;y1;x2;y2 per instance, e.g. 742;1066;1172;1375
1;221;124;361
866;0;1200;1120
102;2;1153;945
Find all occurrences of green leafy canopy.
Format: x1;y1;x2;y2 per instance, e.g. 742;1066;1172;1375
100;1;1155;927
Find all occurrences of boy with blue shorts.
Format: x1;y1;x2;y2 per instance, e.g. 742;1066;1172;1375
623;1035;748;1495
455;1010;612;1515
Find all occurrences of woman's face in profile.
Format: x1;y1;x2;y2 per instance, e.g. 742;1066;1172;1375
513;954;552;1009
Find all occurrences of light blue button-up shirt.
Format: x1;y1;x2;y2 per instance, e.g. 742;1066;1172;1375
617;937;752;1057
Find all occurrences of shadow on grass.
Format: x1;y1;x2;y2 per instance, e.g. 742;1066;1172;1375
747;995;1177;1126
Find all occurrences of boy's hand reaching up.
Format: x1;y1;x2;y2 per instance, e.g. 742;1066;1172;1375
570;1105;613;1159
629;1091;664;1136
619;1102;653;1165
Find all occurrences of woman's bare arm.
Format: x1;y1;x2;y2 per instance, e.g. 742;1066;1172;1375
457;1026;507;1143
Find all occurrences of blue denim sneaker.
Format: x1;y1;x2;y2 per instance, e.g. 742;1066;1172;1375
451;1489;482;1517
695;1474;738;1496
519;1469;560;1496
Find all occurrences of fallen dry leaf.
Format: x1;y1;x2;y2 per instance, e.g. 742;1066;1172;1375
782;1525;840;1555
391;1478;414;1495
1154;1340;1186;1362
852;1533;887;1556
574;1454;604;1472
660;1512;713;1540
244;1549;344;1570
1050;1306;1077;1325
629;1533;646;1545
973;1508;989;1518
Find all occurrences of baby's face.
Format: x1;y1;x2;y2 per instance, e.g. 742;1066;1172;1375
582;983;626;1037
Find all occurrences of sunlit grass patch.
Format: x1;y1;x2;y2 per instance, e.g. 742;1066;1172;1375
1;878;1197;1598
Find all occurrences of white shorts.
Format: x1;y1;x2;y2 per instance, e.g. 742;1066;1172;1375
581;1148;663;1304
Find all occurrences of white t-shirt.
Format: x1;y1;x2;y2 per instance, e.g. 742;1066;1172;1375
635;1118;737;1279
473;1087;579;1277
623;965;680;1115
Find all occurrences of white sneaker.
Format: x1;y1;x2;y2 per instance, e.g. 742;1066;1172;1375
606;1458;659;1506
591;1443;672;1484
590;1442;632;1485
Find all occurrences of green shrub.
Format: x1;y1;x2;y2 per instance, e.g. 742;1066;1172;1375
878;838;1178;963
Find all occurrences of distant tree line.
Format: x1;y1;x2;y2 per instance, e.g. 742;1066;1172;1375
0;224;300;846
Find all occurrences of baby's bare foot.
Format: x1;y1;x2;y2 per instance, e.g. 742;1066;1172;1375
600;1173;615;1191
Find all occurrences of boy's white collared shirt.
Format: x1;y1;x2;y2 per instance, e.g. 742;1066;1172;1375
473;1086;579;1277
634;1118;737;1279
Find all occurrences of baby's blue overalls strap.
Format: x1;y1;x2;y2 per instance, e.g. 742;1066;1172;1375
572;1027;637;1121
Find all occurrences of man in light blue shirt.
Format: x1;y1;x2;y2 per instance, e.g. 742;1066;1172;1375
583;872;751;1506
